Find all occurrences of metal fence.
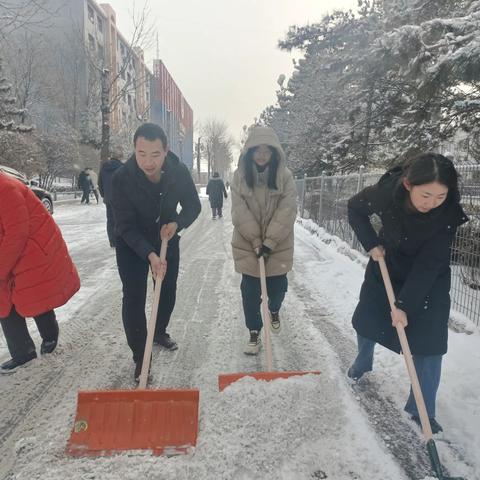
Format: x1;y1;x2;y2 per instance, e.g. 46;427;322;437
296;164;480;325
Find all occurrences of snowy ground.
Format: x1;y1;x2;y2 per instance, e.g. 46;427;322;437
0;200;478;480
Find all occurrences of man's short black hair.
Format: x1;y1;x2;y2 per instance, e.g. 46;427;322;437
134;123;168;149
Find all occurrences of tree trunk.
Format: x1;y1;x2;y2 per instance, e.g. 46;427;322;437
361;85;374;166
100;69;111;164
207;145;211;179
197;137;201;177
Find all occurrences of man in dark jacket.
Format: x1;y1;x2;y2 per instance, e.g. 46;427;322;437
78;169;93;204
206;172;227;219
111;123;201;381
99;147;124;247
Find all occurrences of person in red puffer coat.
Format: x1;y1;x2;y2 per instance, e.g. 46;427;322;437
0;172;80;371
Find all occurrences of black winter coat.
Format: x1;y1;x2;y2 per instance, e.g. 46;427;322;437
348;167;468;355
78;171;92;191
111;152;201;260
99;158;123;204
206;177;227;208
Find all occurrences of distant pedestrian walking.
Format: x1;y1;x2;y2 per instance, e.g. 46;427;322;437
78;169;93;205
206;172;227;219
87;168;100;204
99;147;124;247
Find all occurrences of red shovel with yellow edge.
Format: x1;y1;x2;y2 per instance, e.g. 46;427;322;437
67;239;199;456
218;255;320;391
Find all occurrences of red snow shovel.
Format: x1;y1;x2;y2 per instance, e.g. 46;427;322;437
67;240;199;456
378;257;465;480
218;255;320;391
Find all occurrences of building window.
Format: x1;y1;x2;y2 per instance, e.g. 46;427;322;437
87;5;94;23
88;34;95;51
127;94;132;107
97;42;103;59
97;16;103;33
127;72;131;85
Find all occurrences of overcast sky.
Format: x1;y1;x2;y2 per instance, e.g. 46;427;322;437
106;0;357;143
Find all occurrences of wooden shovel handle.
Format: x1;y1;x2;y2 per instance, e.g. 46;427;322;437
258;256;273;371
377;257;433;440
138;240;168;389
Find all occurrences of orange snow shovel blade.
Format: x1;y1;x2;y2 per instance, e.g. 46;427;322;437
219;257;320;391
218;370;321;391
67;241;199;457
66;388;199;456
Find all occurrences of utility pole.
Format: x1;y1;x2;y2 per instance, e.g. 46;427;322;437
196;136;201;178
100;68;110;164
206;143;211;179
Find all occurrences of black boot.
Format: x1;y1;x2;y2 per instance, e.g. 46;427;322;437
1;351;37;371
411;415;443;434
134;359;153;384
153;333;178;351
40;339;58;355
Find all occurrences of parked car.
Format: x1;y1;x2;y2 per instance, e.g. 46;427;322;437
0;165;54;214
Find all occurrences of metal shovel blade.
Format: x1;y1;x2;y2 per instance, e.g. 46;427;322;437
67;388;199;456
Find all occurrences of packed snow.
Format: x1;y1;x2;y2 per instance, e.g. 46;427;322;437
0;200;478;480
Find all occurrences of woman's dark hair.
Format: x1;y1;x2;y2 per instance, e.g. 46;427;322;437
243;146;279;190
401;152;460;202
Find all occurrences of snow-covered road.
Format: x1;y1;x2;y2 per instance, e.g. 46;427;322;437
0;200;478;480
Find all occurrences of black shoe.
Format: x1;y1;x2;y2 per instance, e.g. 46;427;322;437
134;359;153;383
411;415;443;434
40;338;58;355
1;351;37;371
347;366;362;381
154;333;178;351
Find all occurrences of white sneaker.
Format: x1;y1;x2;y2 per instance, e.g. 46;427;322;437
244;330;261;355
269;311;280;333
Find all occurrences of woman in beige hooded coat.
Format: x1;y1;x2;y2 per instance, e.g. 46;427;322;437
231;126;297;354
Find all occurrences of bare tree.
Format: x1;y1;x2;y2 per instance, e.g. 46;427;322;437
0;0;53;39
0;57;32;132
2;31;46;125
90;1;155;163
201;118;234;178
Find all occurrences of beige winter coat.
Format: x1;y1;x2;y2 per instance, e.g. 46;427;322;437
231;126;297;278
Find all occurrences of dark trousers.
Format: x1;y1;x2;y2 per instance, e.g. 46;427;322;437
80;188;90;204
92;189;99;203
105;203;116;247
115;237;180;362
212;207;223;217
240;274;288;331
350;334;442;418
0;308;58;359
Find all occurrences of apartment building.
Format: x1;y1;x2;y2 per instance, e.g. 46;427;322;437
8;0;193;168
152;60;194;169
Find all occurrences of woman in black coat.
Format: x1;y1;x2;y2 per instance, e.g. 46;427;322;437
347;153;468;434
206;172;227;219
